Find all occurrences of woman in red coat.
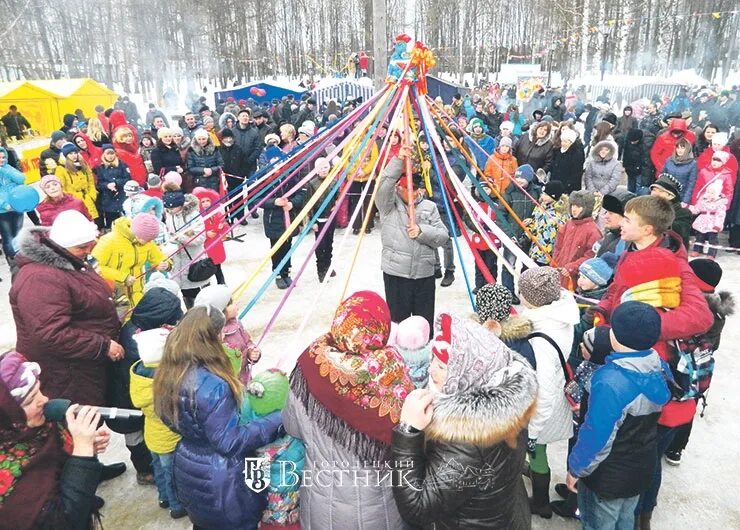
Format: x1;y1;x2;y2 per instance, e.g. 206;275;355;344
553;190;603;289
36;174;92;226
112;125;148;186
193;186;227;284
73;132;103;169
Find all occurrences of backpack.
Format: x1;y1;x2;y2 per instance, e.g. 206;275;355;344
666;335;715;416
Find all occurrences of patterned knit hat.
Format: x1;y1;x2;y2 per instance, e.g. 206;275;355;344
651;173;682;197
0;352;41;403
579;252;618;287
518;267;561;307
476;283;513;323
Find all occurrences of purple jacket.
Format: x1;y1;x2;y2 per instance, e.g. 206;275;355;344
170;366;282;529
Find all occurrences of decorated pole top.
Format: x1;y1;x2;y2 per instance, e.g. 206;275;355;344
386;35;436;95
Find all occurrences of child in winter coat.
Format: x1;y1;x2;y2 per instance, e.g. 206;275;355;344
194;285;262;385
689;179;728;258
308;157;338;282
660;137;697;204
139;132;156;174
193;187;227;284
57;143;98;221
469;180;503;290
483;136;518;194
527;180;568;266
94;145;131;230
690;150;735;206
240;369;305;529
388;315;431;389
553;190;603;289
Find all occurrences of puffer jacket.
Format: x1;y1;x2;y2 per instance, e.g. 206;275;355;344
150;141;184;175
650;119;696;173
192;187;227;264
550;143;585;194
92;216;170;306
283;391;409;530
0;147;26;212
376;157;449;279
583;141;624;195
484;149;518;194
501;178;542;239
94;161;130;213
57;163;98;219
262;169;308;240
522;291;579;444
465;133;497;171
553;216;603;284
37;194;91;226
661;157;698;204
514;130;553;172
187;139;225;192
9;227;120;406
164;194;211;290
168;366;282;530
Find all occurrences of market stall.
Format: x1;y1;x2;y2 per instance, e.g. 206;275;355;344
0;81;60;136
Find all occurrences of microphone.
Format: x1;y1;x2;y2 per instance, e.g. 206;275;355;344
44;399;143;422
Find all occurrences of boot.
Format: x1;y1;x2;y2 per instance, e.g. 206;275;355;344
440;270;455;287
529;471;553;519
550;490;578;519
127;441;153;474
638;511;652;530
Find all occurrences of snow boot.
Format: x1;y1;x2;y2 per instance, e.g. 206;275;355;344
529;471;553;519
440;270;455;287
638;511;652;530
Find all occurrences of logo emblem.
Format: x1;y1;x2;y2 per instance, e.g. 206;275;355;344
244;457;270;492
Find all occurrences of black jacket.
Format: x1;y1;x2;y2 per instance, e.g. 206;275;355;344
219;142;250;177
2;112;31;138
262;172;307;239
550;143;585;194
150;142;184;175
232;123;261;175
621;130;653;189
186;142;224;192
514;133;553;173
36;456;103;530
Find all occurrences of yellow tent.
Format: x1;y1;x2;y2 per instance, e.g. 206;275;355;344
0;81;61;136
31;78;118;123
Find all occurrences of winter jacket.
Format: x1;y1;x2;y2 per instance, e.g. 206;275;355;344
261;169;307;240
691;166;735;206
661;157;698;204
232;123;261;175
483;149;518;194
465;133;497;171
528;199;568;265
150;142;184;175
192;187;226;264
621;130;654;191
219;142;249;177
553;216;603;286
514;132;553;173
649;119;697;173
0;148;26;212
113;133;148;186
187;140;224;192
695;146;739;186
57;164;98;219
569;349;671;499
168;366;282;530
164;194;211;291
73;132;103;169
37;194;91;226
598;233;713;427
390;354;536;529
497;315;537;369
1;111;31;138
10;227;120;405
92;216;169;306
376;158;449;279
583;141;623;195
522;292;579;444
550;144;585;194
501;179;542;240
345;137;379;183
94;161;130;213
689;192;728;234
283;391;409;530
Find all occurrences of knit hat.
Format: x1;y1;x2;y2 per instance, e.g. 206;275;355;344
518;266;562;308
124;180;143;195
264;133;280;145
61;143;79;157
579;252;618;287
569;190;595;218
39;174;61;190
602;189;636;216
163;171;183;189
499;120;514;131
602;113;618;127
162;190;186;208
144;271;181;297
0;351;41;403
711;132;729;148
560;128;578;144
543;180;565;200
49;210;98;248
689;258;722;293
467;117;486;133
131;213;161;242
394;315;430;350
611;301;661;351
147;173;161;188
192;128;209;140
194;284;232;313
50;131;66;143
712;151;730;165
476;283;513;323
221;128;234;139
298;124;313;137
315;157;331;174
515;164;535;183
650;173;682;197
170;125;184;136
582;326;612;364
101;143;115;152
498;136;513;149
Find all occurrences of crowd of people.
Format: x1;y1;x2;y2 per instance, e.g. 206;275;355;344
0;78;738;530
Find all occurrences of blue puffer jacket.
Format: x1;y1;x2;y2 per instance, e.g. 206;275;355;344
94;161;130;213
0;147;26;212
170;366;282;530
660;157;698;203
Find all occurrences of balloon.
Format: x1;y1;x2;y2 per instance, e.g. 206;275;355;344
249;86;260;96
8;185;40;212
257;88;267;97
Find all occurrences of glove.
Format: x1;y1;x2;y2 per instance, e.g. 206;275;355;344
527;437;537;456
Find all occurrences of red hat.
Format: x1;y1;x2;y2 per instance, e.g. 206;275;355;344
395;33;412;43
131;213;161;243
431;314;452;364
226;96;235;103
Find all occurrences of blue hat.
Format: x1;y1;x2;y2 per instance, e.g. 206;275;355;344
61;143;79;157
515;164;535;183
578;252;618;287
101;143;115;151
611;301;661;351
162;190;185;209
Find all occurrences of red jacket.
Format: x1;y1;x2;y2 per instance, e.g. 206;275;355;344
193;187;227;265
9;228;120;406
598;232;713;427
553;216;602;287
691;165;735;206
73;132;103;169
650;119;697;173
37;194;92;226
696;146;738;186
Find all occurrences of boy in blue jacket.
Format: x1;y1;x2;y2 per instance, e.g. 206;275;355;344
566;301;671;530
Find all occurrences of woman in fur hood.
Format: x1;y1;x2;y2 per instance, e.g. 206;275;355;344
391;313;538;529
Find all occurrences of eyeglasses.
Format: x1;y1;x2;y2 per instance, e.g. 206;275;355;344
712;158;722;162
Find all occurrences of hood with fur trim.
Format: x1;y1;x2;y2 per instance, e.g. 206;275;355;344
16;227;86;272
140;196;164;218
591;140;617;161
497;315;534;342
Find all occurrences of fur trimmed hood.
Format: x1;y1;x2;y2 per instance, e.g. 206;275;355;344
424;315;538;448
16;226;86;272
498;315;533;342
706;291;735;318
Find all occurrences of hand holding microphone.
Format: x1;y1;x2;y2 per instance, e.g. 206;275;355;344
45;398;143;422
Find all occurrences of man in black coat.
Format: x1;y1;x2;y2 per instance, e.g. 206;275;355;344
219;128;251;224
232;109;261;178
1;105;31;139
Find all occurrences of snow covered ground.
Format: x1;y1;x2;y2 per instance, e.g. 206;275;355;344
1;217;739;528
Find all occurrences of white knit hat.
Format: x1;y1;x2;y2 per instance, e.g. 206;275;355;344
560;128;578;144
194;284;232;312
712;132;729;148
48;210;98;248
500;120;514;131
